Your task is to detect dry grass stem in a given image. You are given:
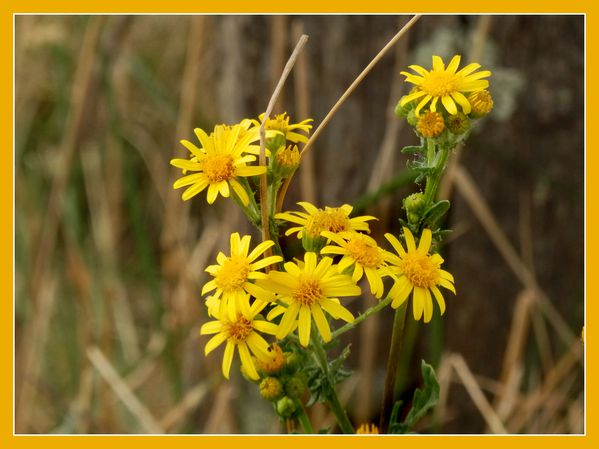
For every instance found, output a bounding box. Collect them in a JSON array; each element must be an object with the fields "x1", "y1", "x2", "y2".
[
  {"x1": 453, "y1": 165, "x2": 577, "y2": 346},
  {"x1": 160, "y1": 381, "x2": 211, "y2": 432},
  {"x1": 292, "y1": 20, "x2": 316, "y2": 204},
  {"x1": 29, "y1": 16, "x2": 105, "y2": 311},
  {"x1": 258, "y1": 34, "x2": 309, "y2": 250},
  {"x1": 450, "y1": 354, "x2": 508, "y2": 434},
  {"x1": 276, "y1": 15, "x2": 421, "y2": 211},
  {"x1": 270, "y1": 16, "x2": 288, "y2": 113},
  {"x1": 87, "y1": 346, "x2": 163, "y2": 434}
]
